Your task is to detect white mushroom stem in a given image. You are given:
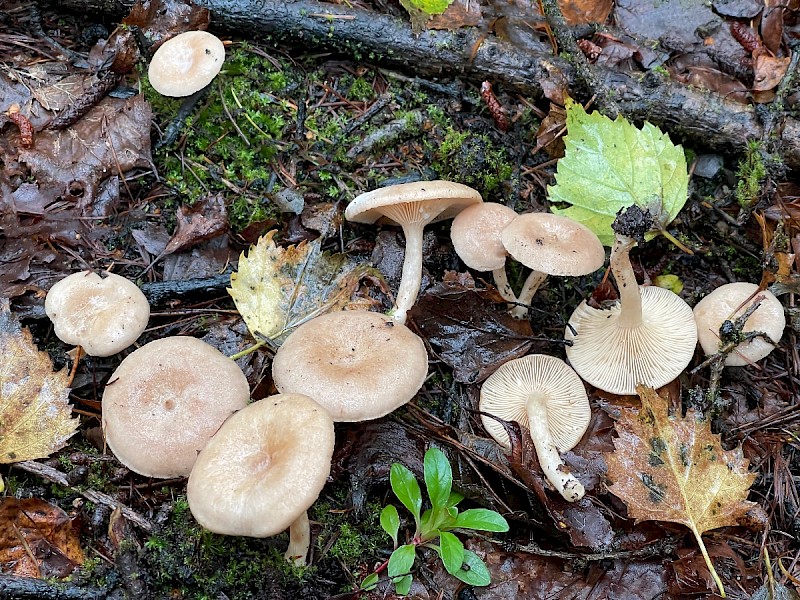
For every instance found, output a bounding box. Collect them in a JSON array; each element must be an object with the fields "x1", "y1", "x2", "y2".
[
  {"x1": 610, "y1": 234, "x2": 642, "y2": 329},
  {"x1": 526, "y1": 392, "x2": 585, "y2": 502},
  {"x1": 393, "y1": 224, "x2": 425, "y2": 325},
  {"x1": 284, "y1": 511, "x2": 311, "y2": 566},
  {"x1": 510, "y1": 271, "x2": 549, "y2": 319},
  {"x1": 491, "y1": 267, "x2": 518, "y2": 303}
]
